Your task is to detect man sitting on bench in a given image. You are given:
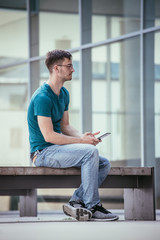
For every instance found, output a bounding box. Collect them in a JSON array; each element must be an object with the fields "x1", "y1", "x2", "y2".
[{"x1": 27, "y1": 49, "x2": 119, "y2": 221}]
